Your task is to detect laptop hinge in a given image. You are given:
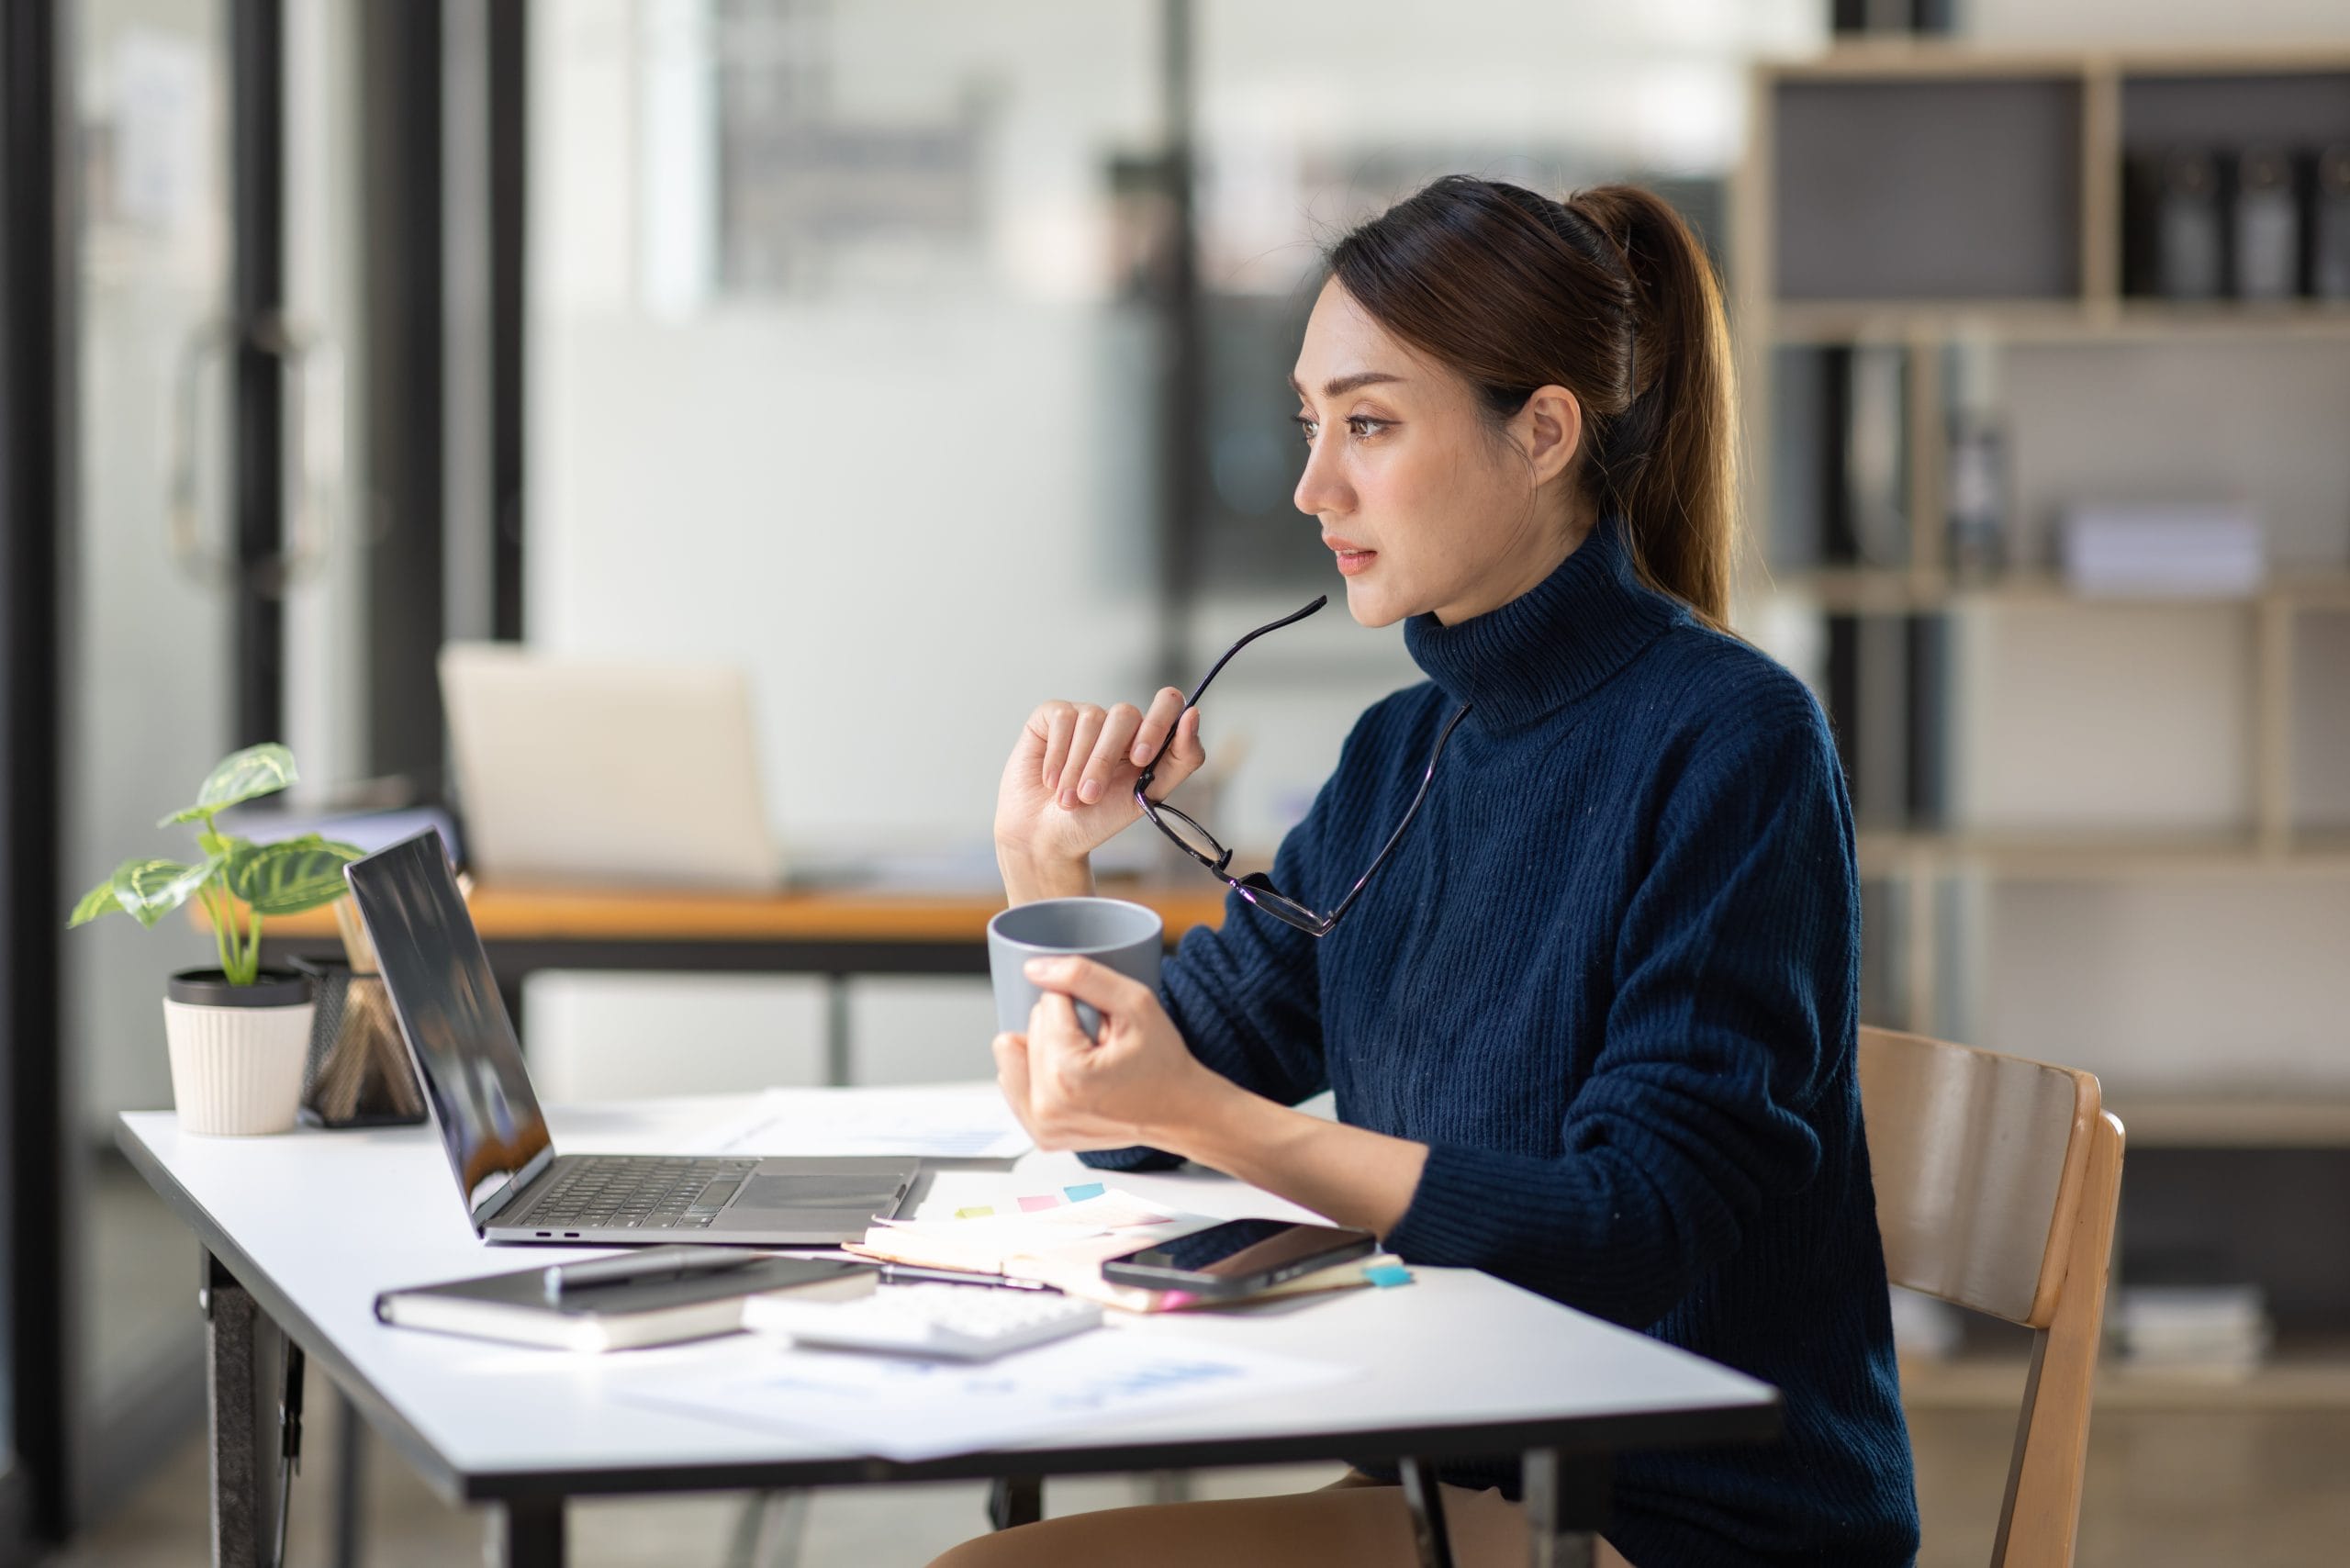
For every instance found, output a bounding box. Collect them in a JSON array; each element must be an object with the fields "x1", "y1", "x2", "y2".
[{"x1": 473, "y1": 1145, "x2": 557, "y2": 1230}]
